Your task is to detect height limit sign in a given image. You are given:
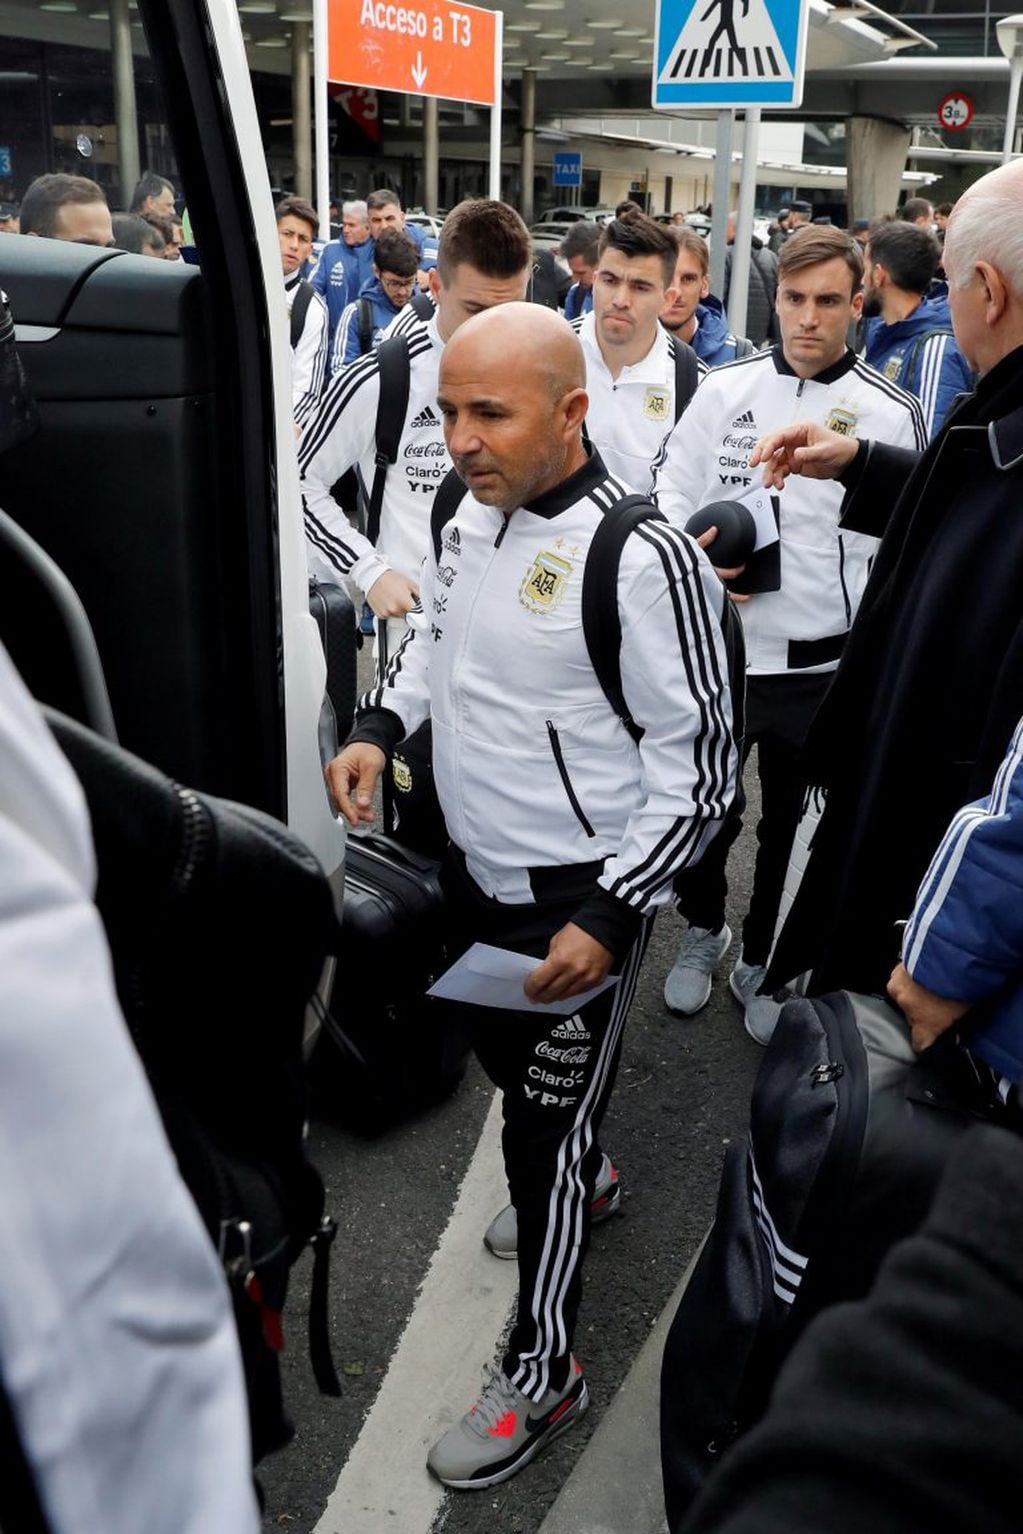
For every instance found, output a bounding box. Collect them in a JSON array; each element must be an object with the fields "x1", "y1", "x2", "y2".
[{"x1": 329, "y1": 0, "x2": 498, "y2": 106}]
